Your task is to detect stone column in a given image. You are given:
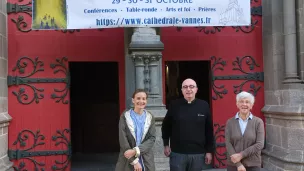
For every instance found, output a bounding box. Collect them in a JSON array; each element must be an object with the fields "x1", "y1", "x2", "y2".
[
  {"x1": 296, "y1": 0, "x2": 304, "y2": 82},
  {"x1": 262, "y1": 0, "x2": 304, "y2": 171},
  {"x1": 129, "y1": 27, "x2": 169, "y2": 171},
  {"x1": 283, "y1": 0, "x2": 301, "y2": 84},
  {"x1": 133, "y1": 56, "x2": 145, "y2": 89},
  {"x1": 0, "y1": 0, "x2": 13, "y2": 170}
]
